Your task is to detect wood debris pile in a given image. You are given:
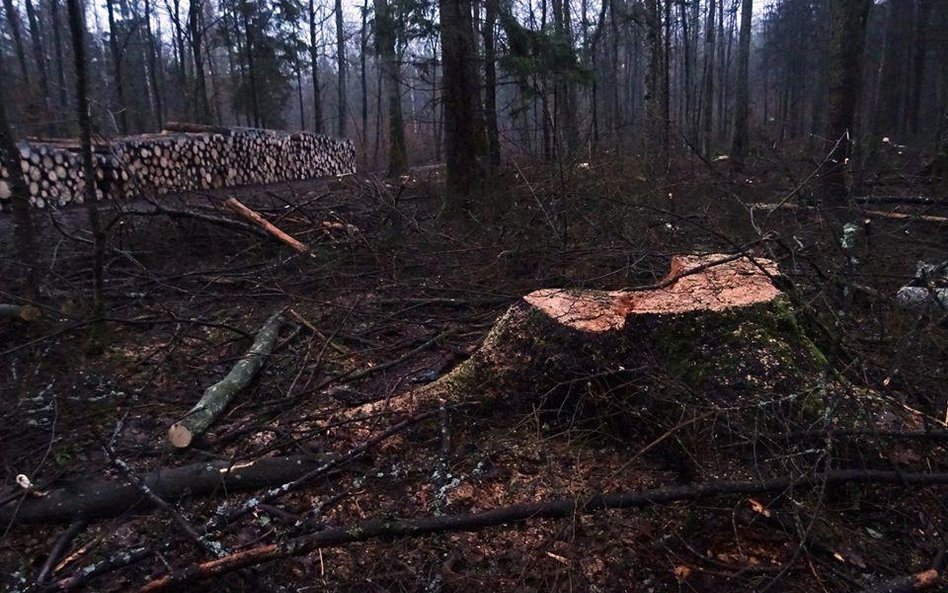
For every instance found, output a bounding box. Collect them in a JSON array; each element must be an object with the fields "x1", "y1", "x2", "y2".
[{"x1": 0, "y1": 124, "x2": 355, "y2": 210}]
